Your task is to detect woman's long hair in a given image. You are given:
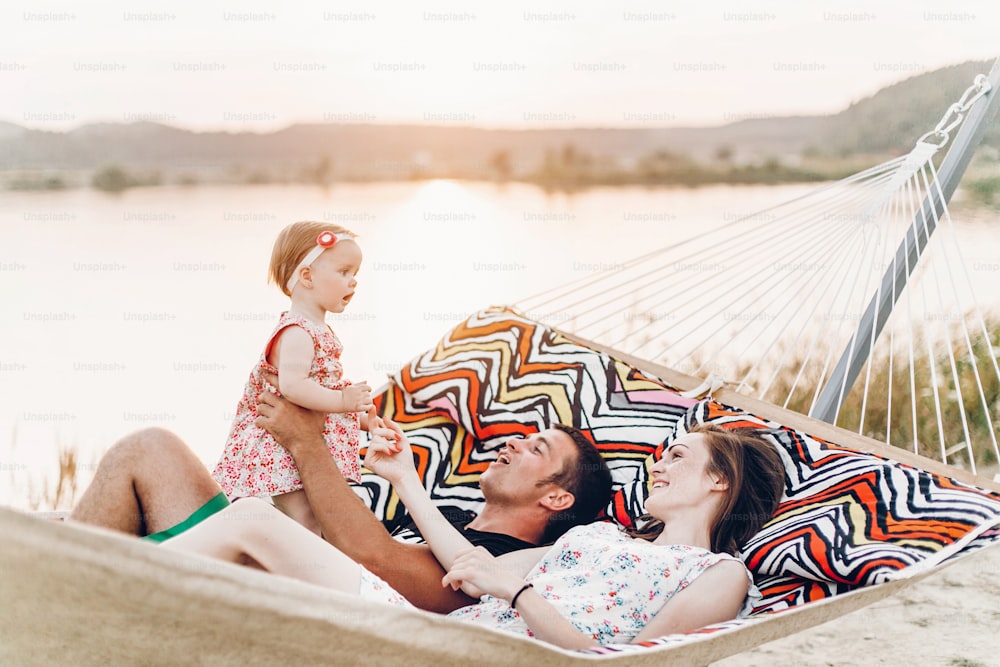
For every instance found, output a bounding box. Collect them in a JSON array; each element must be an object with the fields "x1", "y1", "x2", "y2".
[{"x1": 628, "y1": 424, "x2": 785, "y2": 555}]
